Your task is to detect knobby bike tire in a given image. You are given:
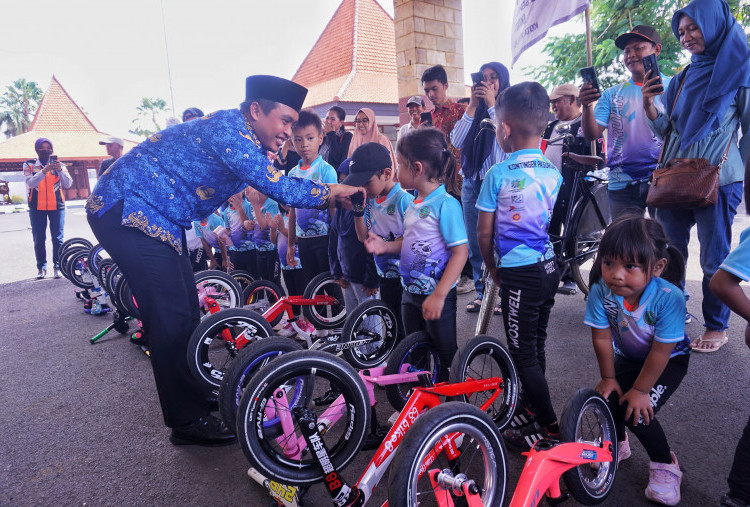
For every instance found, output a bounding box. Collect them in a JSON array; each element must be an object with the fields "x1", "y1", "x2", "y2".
[
  {"x1": 448, "y1": 334, "x2": 519, "y2": 430},
  {"x1": 341, "y1": 299, "x2": 399, "y2": 369},
  {"x1": 302, "y1": 272, "x2": 346, "y2": 330},
  {"x1": 559, "y1": 388, "x2": 618, "y2": 505},
  {"x1": 236, "y1": 350, "x2": 370, "y2": 485},
  {"x1": 384, "y1": 332, "x2": 441, "y2": 411},
  {"x1": 386, "y1": 402, "x2": 507, "y2": 507}
]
